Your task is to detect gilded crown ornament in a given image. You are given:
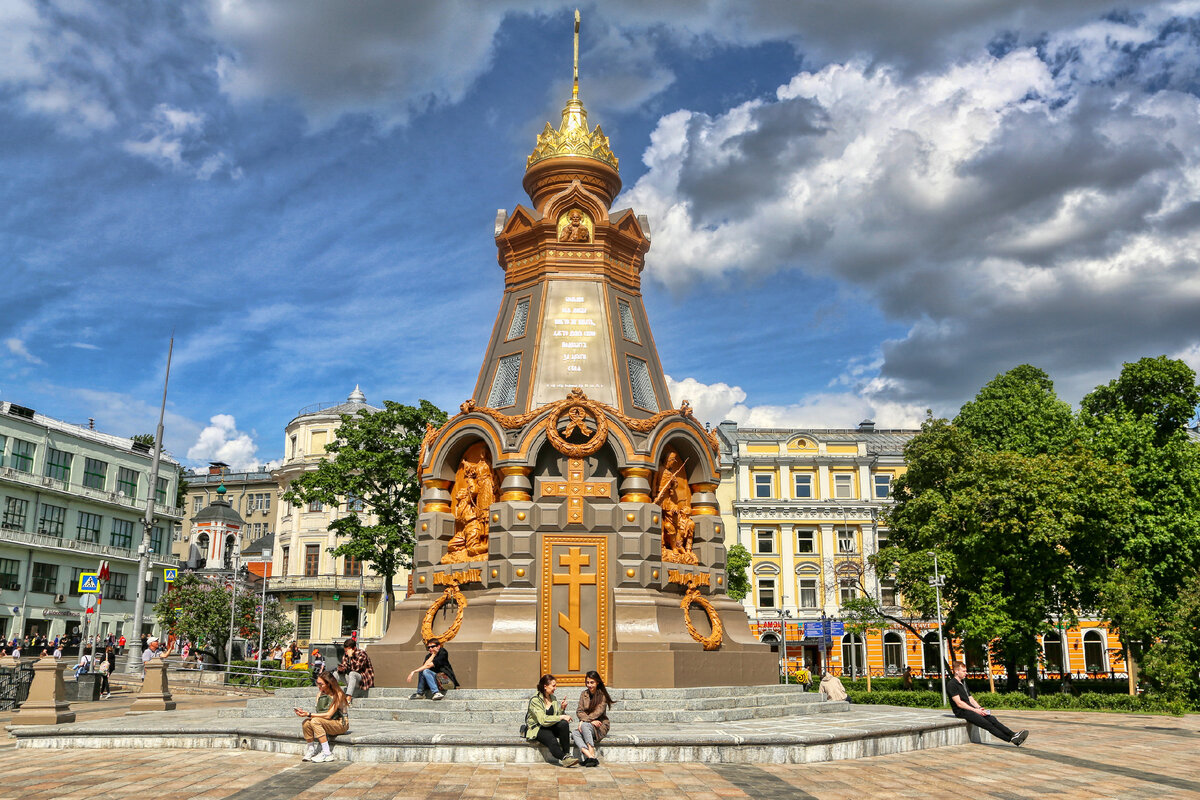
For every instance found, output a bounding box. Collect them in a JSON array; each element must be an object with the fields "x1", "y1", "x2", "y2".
[{"x1": 526, "y1": 10, "x2": 619, "y2": 172}]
